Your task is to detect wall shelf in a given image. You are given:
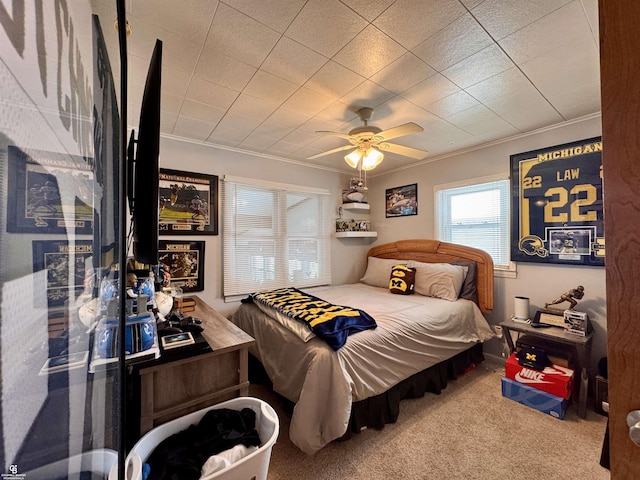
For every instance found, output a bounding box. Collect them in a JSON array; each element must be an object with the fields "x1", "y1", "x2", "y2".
[
  {"x1": 341, "y1": 202, "x2": 370, "y2": 211},
  {"x1": 335, "y1": 231, "x2": 377, "y2": 238}
]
